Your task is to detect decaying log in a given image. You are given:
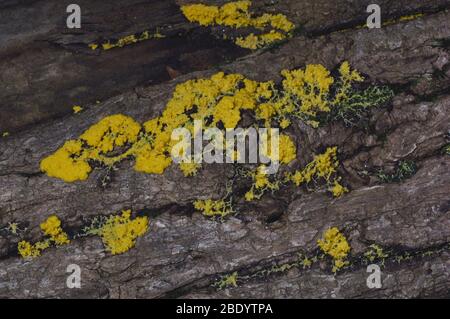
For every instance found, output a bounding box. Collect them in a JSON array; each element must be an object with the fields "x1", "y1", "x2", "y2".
[{"x1": 0, "y1": 0, "x2": 449, "y2": 299}]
